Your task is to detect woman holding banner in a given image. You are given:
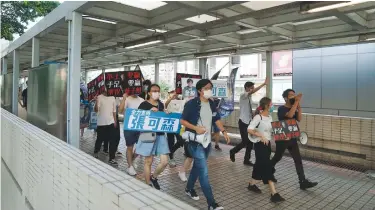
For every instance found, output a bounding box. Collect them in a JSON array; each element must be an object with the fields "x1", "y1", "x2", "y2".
[
  {"x1": 247, "y1": 97, "x2": 285, "y2": 203},
  {"x1": 136, "y1": 84, "x2": 170, "y2": 190}
]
